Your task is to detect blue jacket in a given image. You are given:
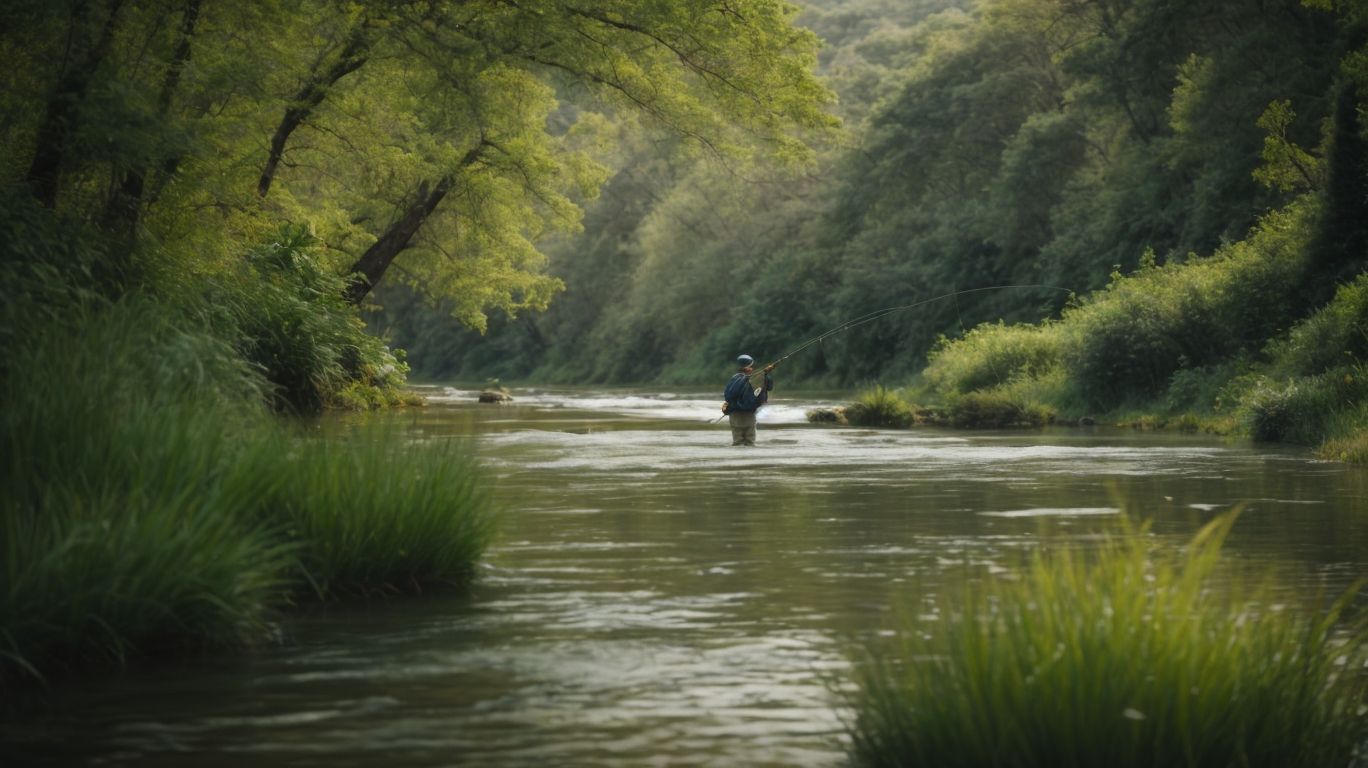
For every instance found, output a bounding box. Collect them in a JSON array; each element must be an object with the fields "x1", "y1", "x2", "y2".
[{"x1": 724, "y1": 371, "x2": 773, "y2": 413}]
